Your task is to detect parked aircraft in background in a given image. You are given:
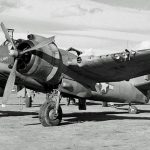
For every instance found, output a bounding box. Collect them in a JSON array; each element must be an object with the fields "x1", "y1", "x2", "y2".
[{"x1": 0, "y1": 22, "x2": 150, "y2": 127}]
